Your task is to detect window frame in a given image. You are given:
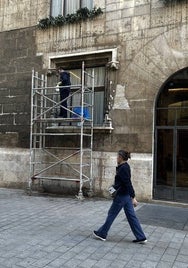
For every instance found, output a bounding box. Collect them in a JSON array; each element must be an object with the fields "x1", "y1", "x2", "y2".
[
  {"x1": 49, "y1": 49, "x2": 118, "y2": 129},
  {"x1": 57, "y1": 65, "x2": 107, "y2": 126}
]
